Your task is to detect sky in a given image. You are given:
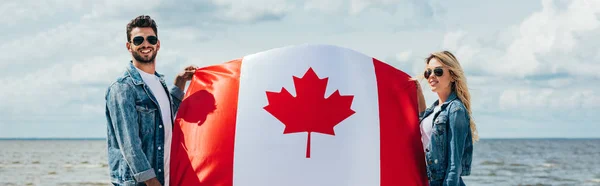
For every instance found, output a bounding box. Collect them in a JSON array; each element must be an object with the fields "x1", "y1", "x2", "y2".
[{"x1": 0, "y1": 0, "x2": 599, "y2": 138}]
